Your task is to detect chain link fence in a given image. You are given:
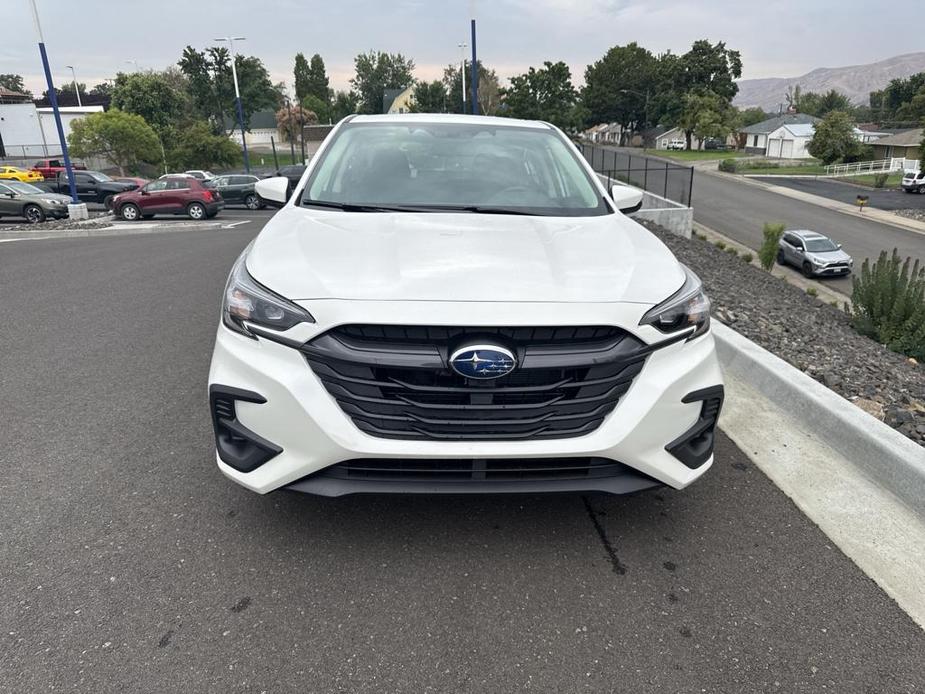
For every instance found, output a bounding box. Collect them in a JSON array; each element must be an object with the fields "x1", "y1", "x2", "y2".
[{"x1": 578, "y1": 143, "x2": 694, "y2": 207}]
